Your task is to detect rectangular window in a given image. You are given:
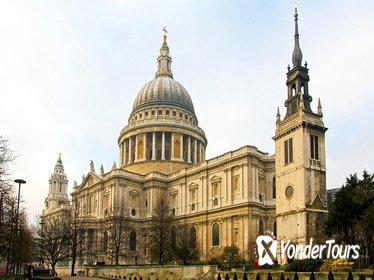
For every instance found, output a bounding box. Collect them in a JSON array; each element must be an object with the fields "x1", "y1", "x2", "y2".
[
  {"x1": 310, "y1": 134, "x2": 319, "y2": 160},
  {"x1": 284, "y1": 137, "x2": 294, "y2": 165}
]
